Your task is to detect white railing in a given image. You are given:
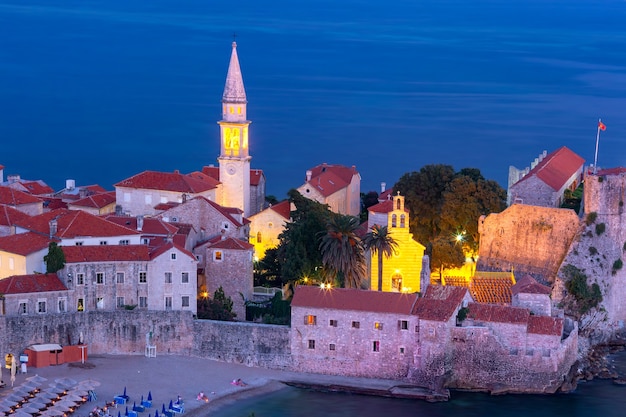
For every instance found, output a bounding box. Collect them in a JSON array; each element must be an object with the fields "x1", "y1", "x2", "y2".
[{"x1": 253, "y1": 286, "x2": 282, "y2": 297}]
